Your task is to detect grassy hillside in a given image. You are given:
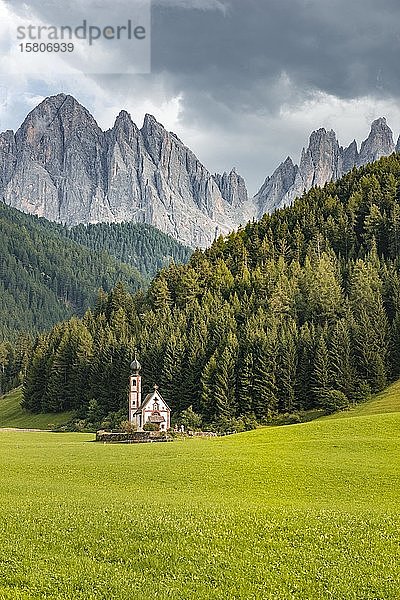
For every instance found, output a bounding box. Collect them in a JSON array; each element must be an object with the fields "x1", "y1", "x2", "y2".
[
  {"x1": 326, "y1": 379, "x2": 400, "y2": 419},
  {"x1": 0, "y1": 387, "x2": 399, "y2": 599},
  {"x1": 0, "y1": 388, "x2": 73, "y2": 429}
]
